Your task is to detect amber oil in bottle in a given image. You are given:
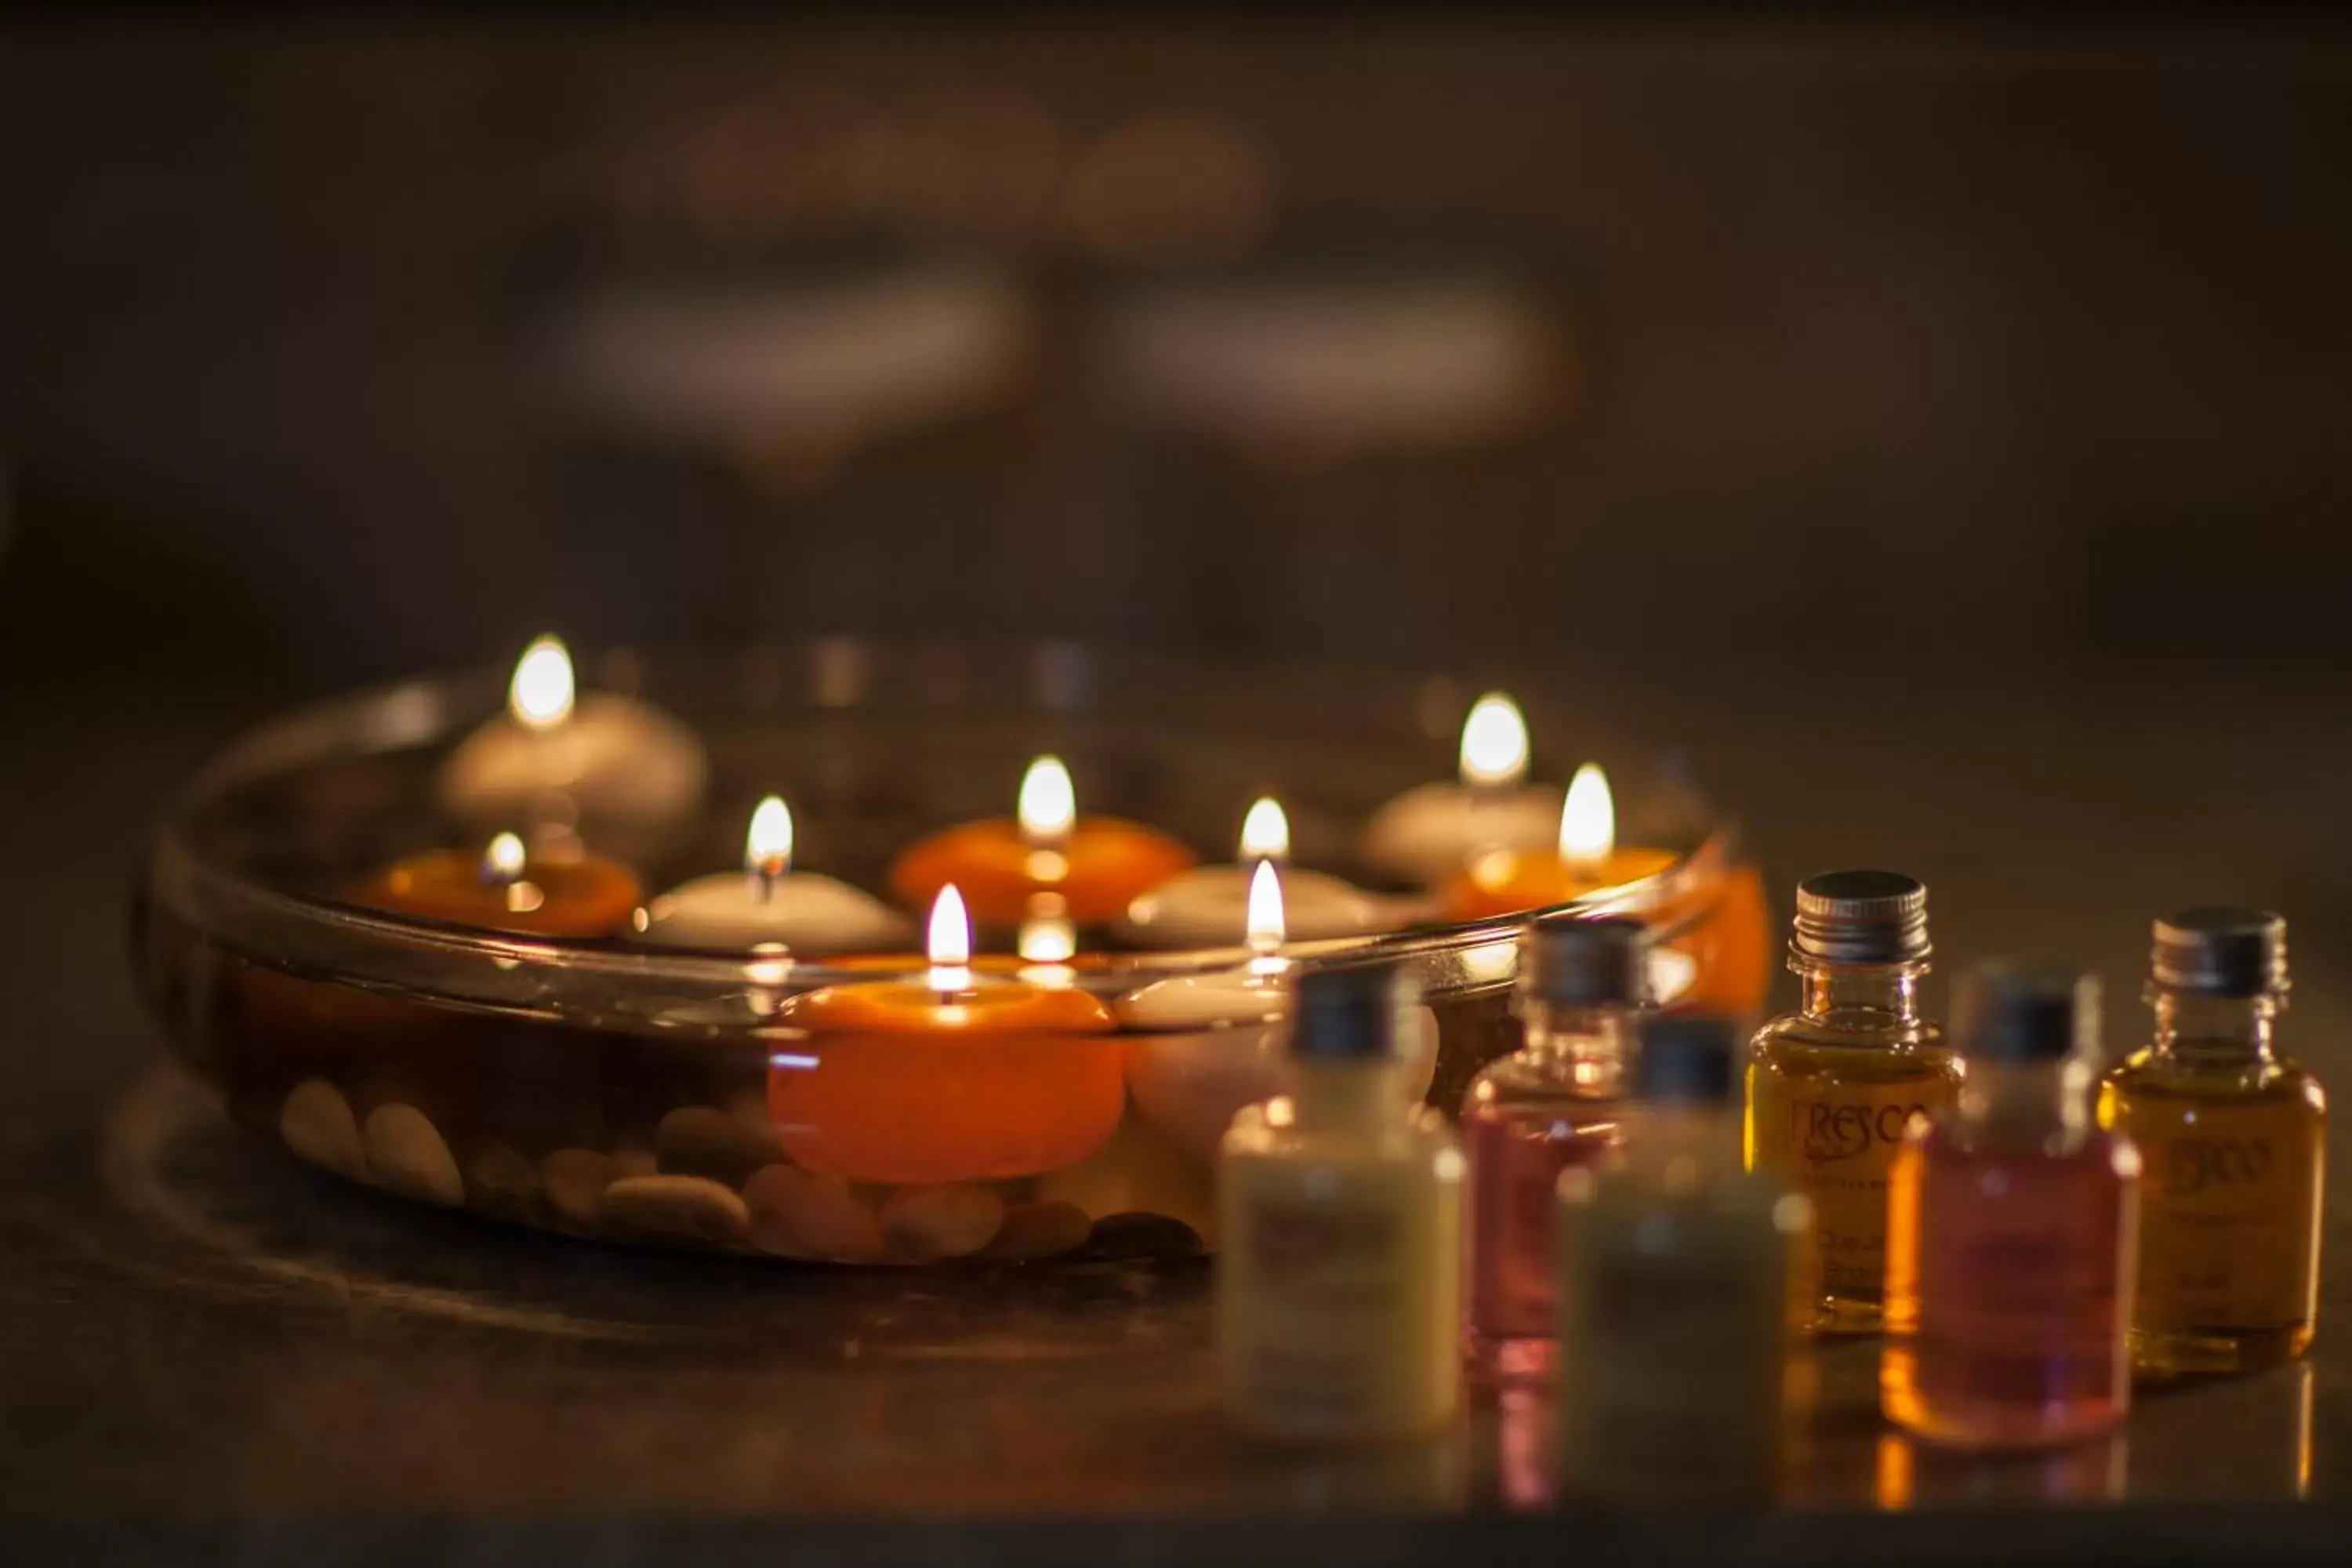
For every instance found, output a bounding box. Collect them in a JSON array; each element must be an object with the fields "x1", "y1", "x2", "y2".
[
  {"x1": 2099, "y1": 908, "x2": 2325, "y2": 1376},
  {"x1": 1748, "y1": 869, "x2": 1958, "y2": 1333}
]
